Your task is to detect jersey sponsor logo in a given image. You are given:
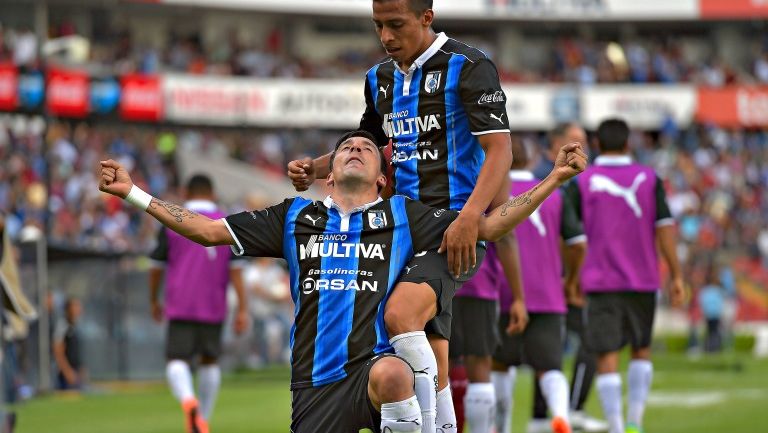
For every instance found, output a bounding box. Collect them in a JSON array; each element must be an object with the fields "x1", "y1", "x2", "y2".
[
  {"x1": 307, "y1": 268, "x2": 373, "y2": 277},
  {"x1": 299, "y1": 235, "x2": 387, "y2": 260},
  {"x1": 490, "y1": 112, "x2": 506, "y2": 124},
  {"x1": 304, "y1": 214, "x2": 323, "y2": 226},
  {"x1": 301, "y1": 277, "x2": 379, "y2": 294},
  {"x1": 392, "y1": 148, "x2": 439, "y2": 163},
  {"x1": 424, "y1": 70, "x2": 442, "y2": 94},
  {"x1": 478, "y1": 90, "x2": 505, "y2": 105},
  {"x1": 588, "y1": 172, "x2": 647, "y2": 218},
  {"x1": 383, "y1": 112, "x2": 442, "y2": 138},
  {"x1": 367, "y1": 209, "x2": 388, "y2": 229},
  {"x1": 379, "y1": 84, "x2": 390, "y2": 99}
]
